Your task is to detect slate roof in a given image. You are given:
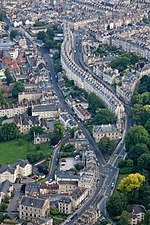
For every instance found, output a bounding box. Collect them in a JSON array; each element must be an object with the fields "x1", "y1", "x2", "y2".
[
  {"x1": 129, "y1": 204, "x2": 146, "y2": 214},
  {"x1": 0, "y1": 164, "x2": 16, "y2": 174},
  {"x1": 93, "y1": 124, "x2": 118, "y2": 133},
  {"x1": 56, "y1": 171, "x2": 79, "y2": 180},
  {"x1": 20, "y1": 196, "x2": 46, "y2": 208},
  {"x1": 0, "y1": 180, "x2": 12, "y2": 193},
  {"x1": 0, "y1": 160, "x2": 30, "y2": 174}
]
